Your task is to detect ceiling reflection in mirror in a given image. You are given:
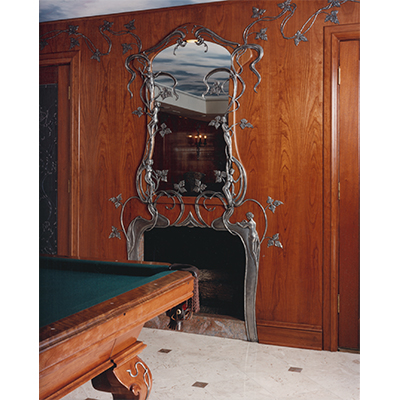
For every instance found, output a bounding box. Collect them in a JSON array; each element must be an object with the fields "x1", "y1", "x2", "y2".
[
  {"x1": 153, "y1": 42, "x2": 231, "y2": 121},
  {"x1": 152, "y1": 41, "x2": 231, "y2": 195}
]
